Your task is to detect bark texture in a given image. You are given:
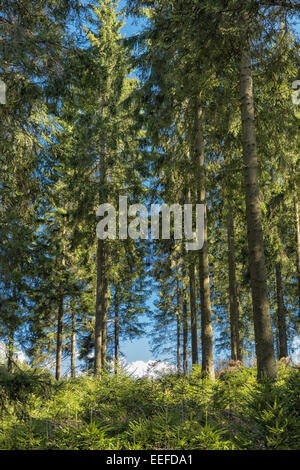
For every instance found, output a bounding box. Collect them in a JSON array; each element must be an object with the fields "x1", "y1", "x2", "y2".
[
  {"x1": 240, "y1": 37, "x2": 277, "y2": 380},
  {"x1": 7, "y1": 329, "x2": 14, "y2": 374},
  {"x1": 95, "y1": 238, "x2": 107, "y2": 374},
  {"x1": 275, "y1": 263, "x2": 288, "y2": 359},
  {"x1": 182, "y1": 283, "x2": 188, "y2": 376},
  {"x1": 71, "y1": 307, "x2": 76, "y2": 379},
  {"x1": 195, "y1": 102, "x2": 214, "y2": 380},
  {"x1": 189, "y1": 261, "x2": 198, "y2": 365},
  {"x1": 94, "y1": 144, "x2": 109, "y2": 374},
  {"x1": 227, "y1": 204, "x2": 241, "y2": 362},
  {"x1": 294, "y1": 195, "x2": 300, "y2": 320},
  {"x1": 55, "y1": 290, "x2": 64, "y2": 381},
  {"x1": 176, "y1": 278, "x2": 181, "y2": 375},
  {"x1": 114, "y1": 286, "x2": 119, "y2": 375}
]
